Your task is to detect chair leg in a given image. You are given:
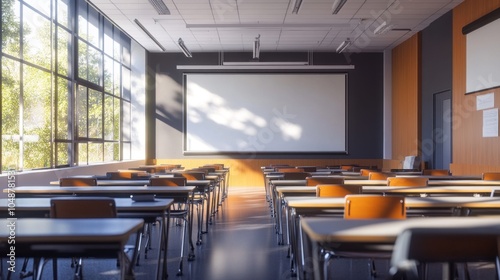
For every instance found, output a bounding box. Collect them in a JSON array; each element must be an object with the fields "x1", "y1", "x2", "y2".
[{"x1": 176, "y1": 217, "x2": 187, "y2": 276}]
